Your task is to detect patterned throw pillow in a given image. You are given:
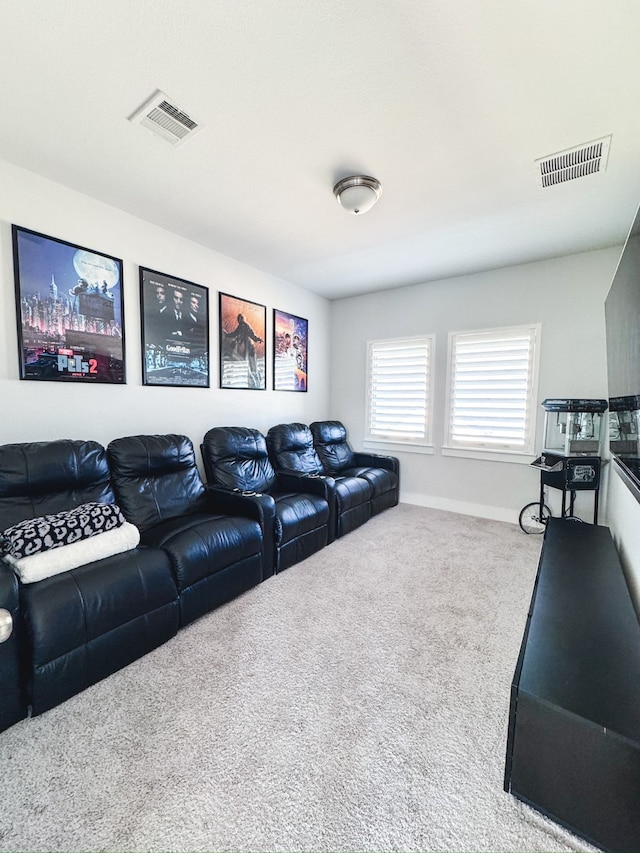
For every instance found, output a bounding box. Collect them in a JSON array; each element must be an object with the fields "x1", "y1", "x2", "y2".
[{"x1": 0, "y1": 502, "x2": 126, "y2": 560}]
